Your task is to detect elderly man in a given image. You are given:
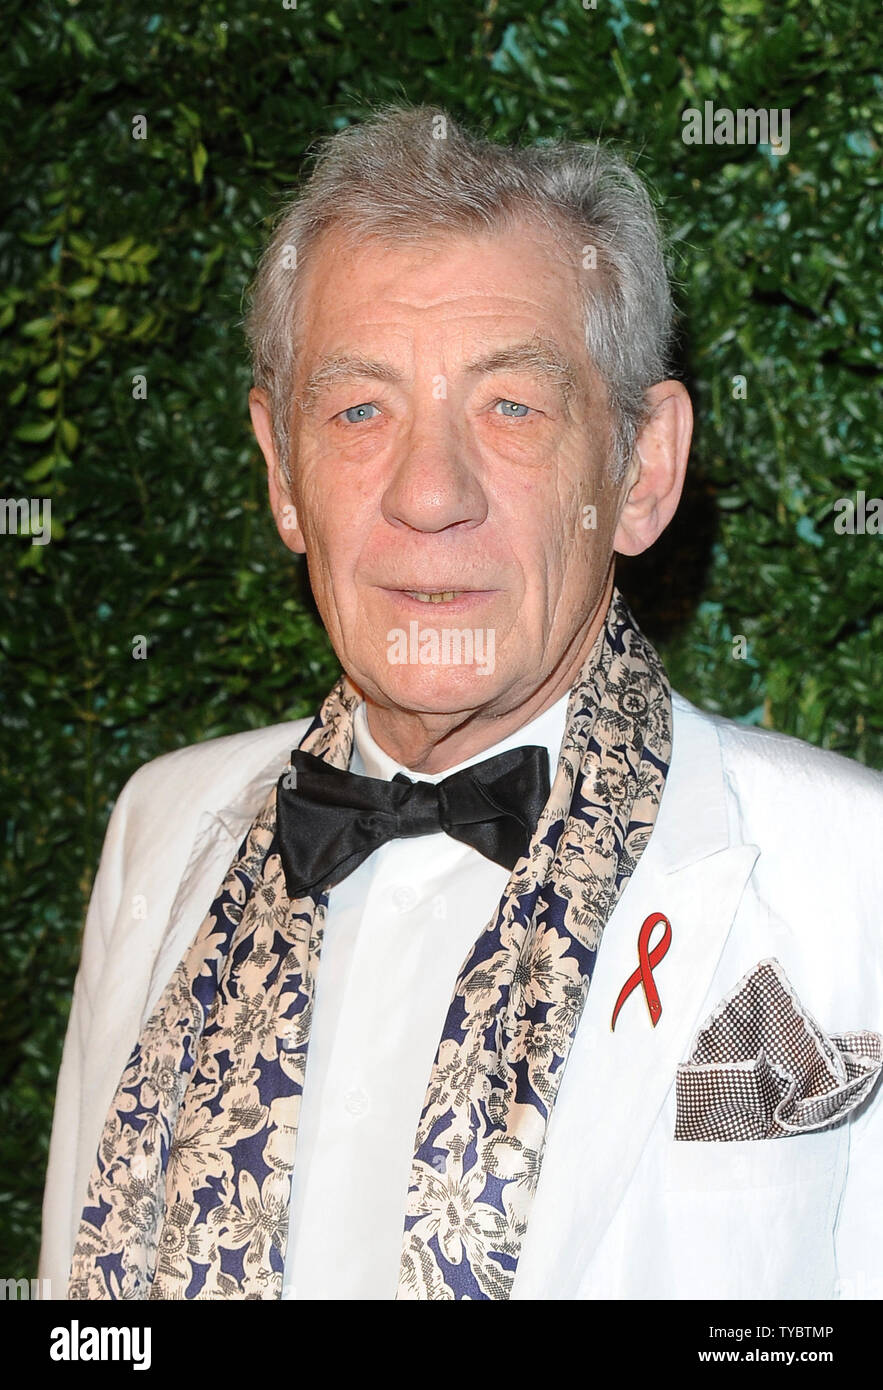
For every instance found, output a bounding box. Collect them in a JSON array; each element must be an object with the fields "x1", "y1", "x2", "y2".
[{"x1": 41, "y1": 106, "x2": 882, "y2": 1302}]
